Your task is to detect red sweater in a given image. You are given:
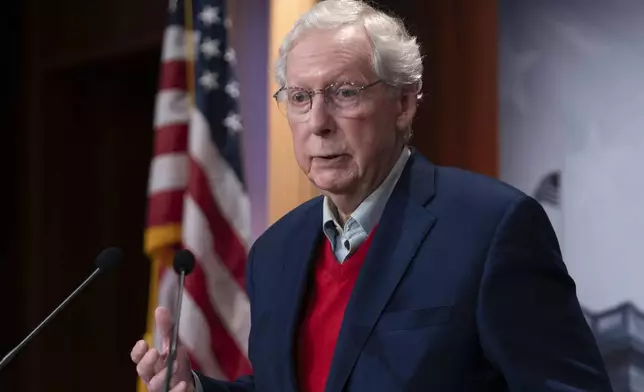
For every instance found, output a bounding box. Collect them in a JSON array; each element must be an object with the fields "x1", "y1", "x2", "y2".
[{"x1": 296, "y1": 230, "x2": 377, "y2": 392}]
